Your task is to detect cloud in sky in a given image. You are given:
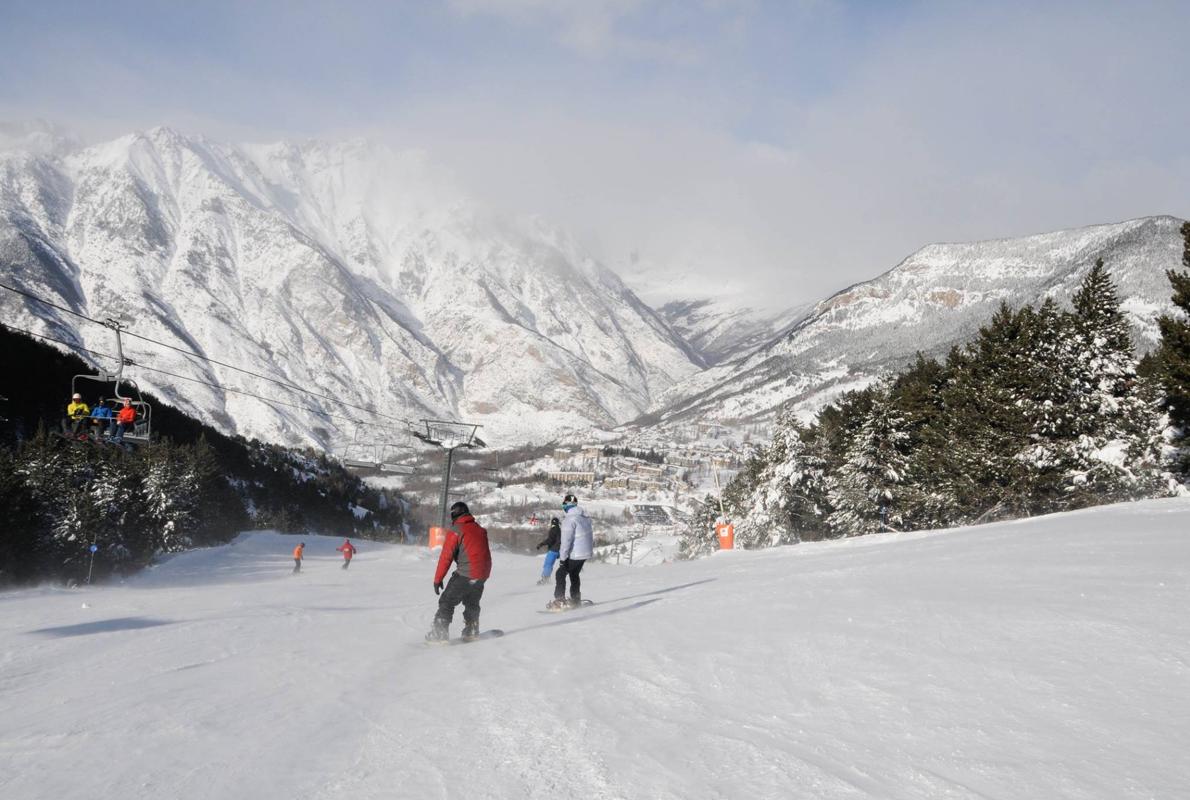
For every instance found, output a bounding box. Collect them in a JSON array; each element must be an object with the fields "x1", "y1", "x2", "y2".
[{"x1": 0, "y1": 0, "x2": 1187, "y2": 309}]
